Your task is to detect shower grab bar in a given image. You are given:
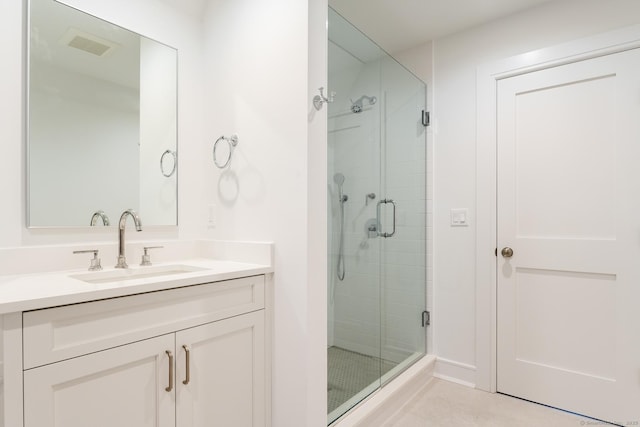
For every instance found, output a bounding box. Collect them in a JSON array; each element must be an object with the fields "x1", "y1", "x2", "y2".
[{"x1": 376, "y1": 199, "x2": 396, "y2": 238}]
